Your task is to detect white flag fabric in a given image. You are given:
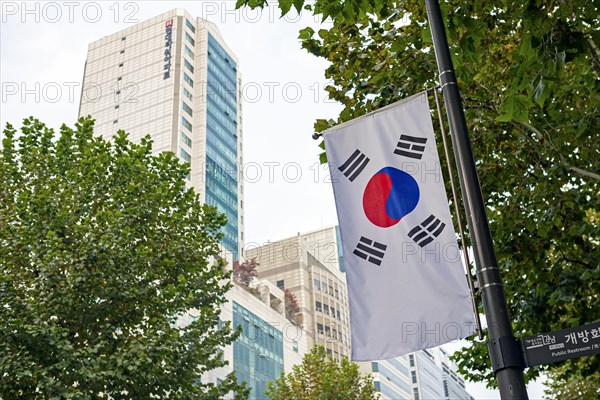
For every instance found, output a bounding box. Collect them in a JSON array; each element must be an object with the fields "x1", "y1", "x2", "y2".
[{"x1": 323, "y1": 93, "x2": 475, "y2": 361}]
